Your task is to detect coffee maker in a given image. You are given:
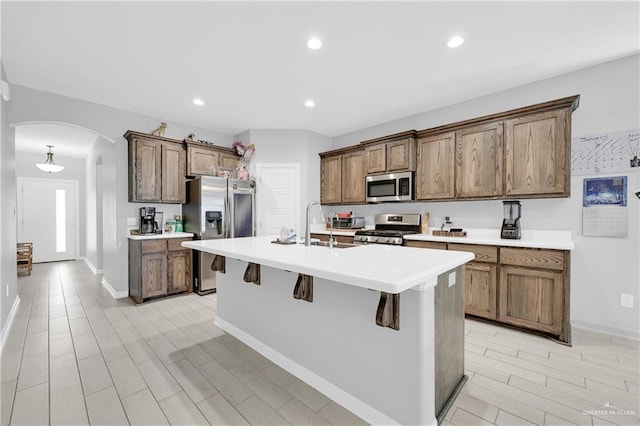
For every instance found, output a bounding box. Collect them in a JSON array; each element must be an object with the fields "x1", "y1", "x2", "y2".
[
  {"x1": 140, "y1": 207, "x2": 156, "y2": 235},
  {"x1": 501, "y1": 201, "x2": 522, "y2": 239}
]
